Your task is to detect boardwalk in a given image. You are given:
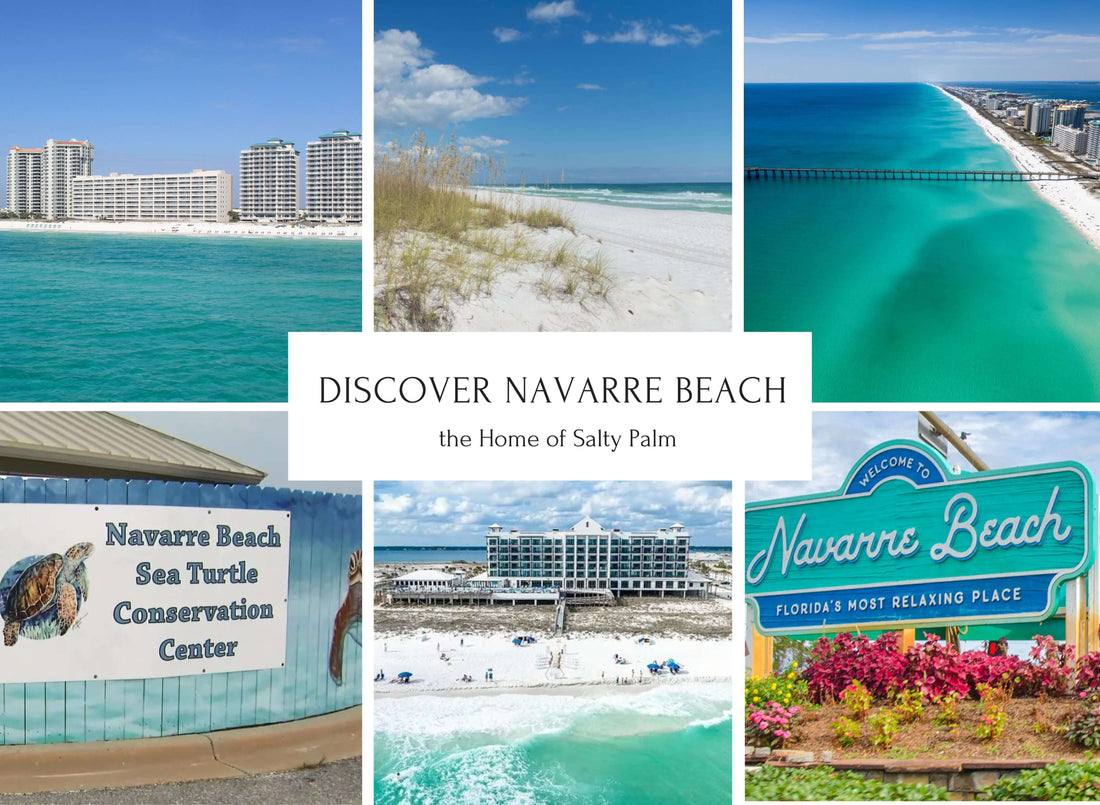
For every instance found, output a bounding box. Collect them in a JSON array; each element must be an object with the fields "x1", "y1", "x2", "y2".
[{"x1": 745, "y1": 167, "x2": 1095, "y2": 182}]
